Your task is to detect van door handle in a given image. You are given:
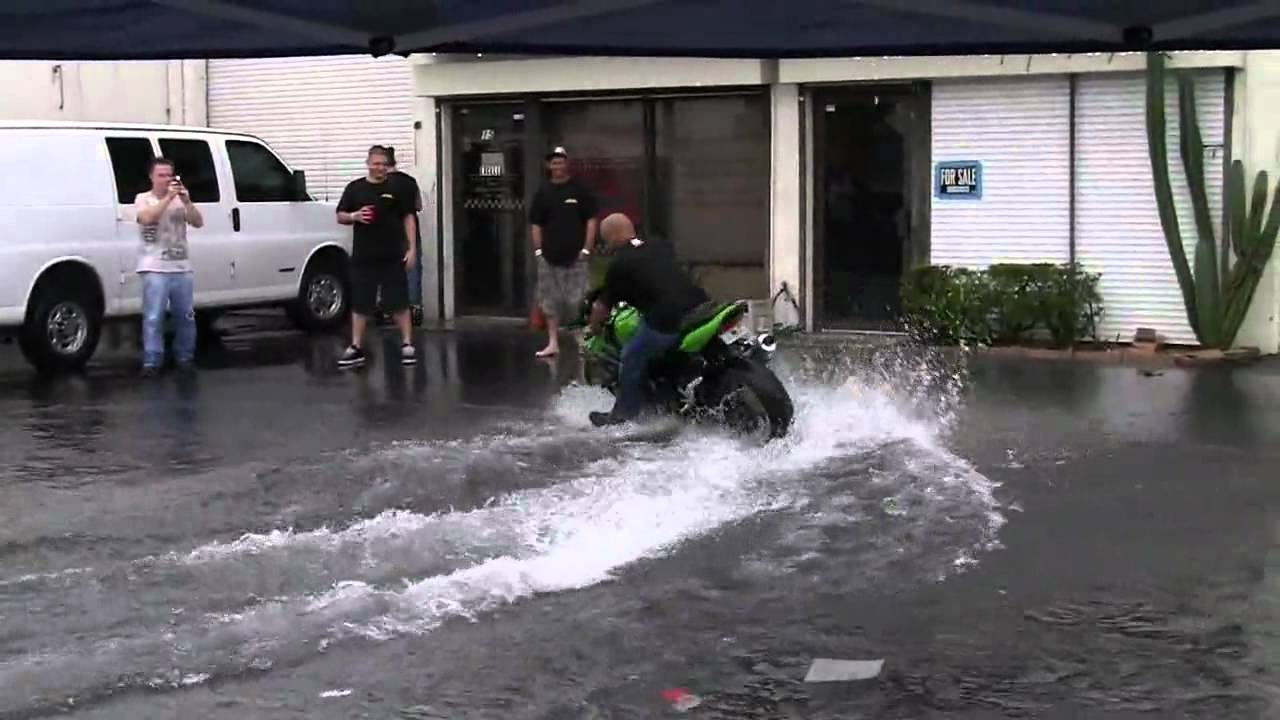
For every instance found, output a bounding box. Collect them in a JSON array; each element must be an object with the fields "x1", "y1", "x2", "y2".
[{"x1": 232, "y1": 207, "x2": 241, "y2": 232}]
